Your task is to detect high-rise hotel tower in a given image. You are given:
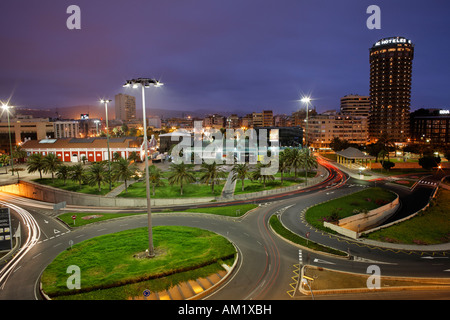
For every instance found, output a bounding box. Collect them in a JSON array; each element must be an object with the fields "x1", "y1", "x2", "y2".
[{"x1": 369, "y1": 37, "x2": 414, "y2": 142}]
